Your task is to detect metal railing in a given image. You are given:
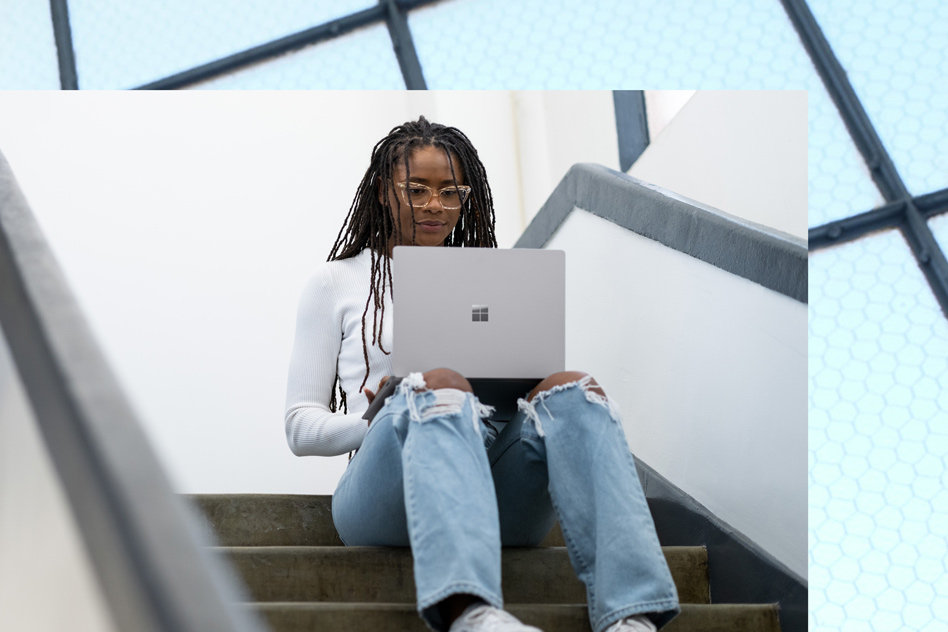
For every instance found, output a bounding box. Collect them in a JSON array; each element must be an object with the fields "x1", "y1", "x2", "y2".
[
  {"x1": 517, "y1": 162, "x2": 808, "y2": 304},
  {"x1": 0, "y1": 151, "x2": 269, "y2": 632}
]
